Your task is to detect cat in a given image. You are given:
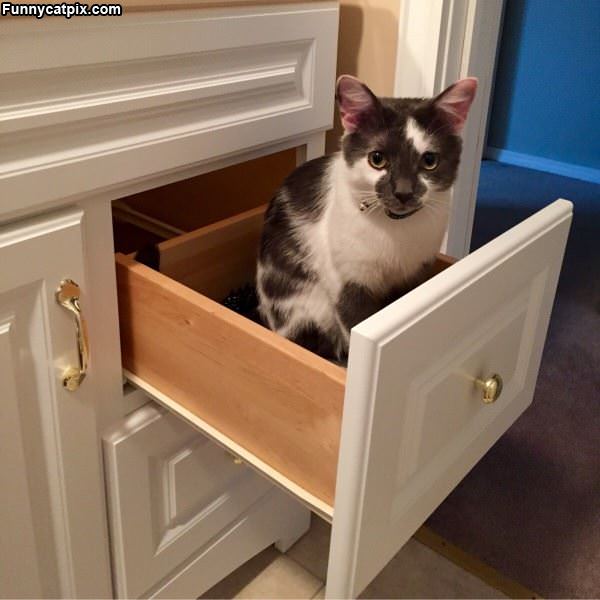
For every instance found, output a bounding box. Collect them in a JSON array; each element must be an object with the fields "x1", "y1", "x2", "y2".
[{"x1": 256, "y1": 75, "x2": 477, "y2": 362}]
